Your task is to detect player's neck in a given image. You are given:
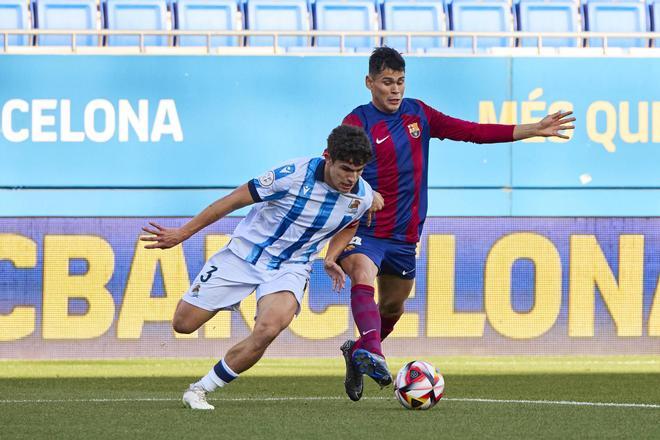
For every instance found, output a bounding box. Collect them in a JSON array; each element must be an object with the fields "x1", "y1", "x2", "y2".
[{"x1": 371, "y1": 100, "x2": 399, "y2": 115}]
